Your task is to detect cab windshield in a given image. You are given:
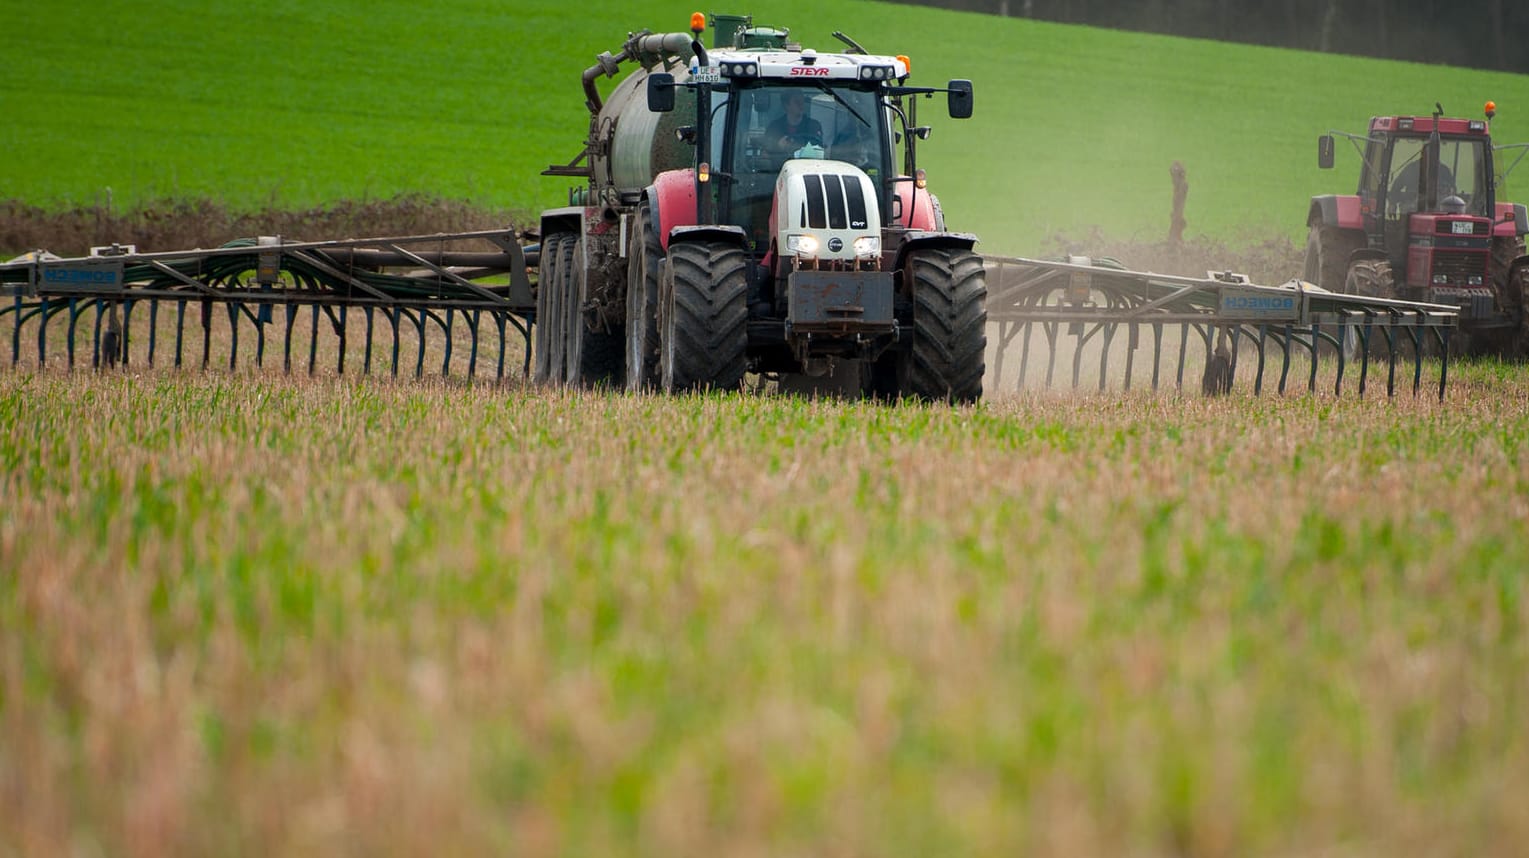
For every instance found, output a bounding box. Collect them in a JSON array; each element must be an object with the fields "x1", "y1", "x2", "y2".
[
  {"x1": 1382, "y1": 136, "x2": 1490, "y2": 217},
  {"x1": 717, "y1": 82, "x2": 889, "y2": 252}
]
